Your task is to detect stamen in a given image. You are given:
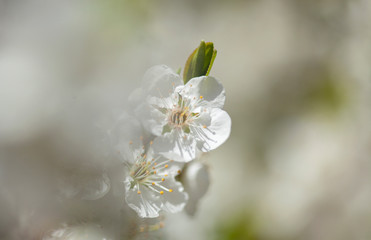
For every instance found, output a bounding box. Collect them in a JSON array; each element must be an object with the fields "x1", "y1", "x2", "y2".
[
  {"x1": 160, "y1": 191, "x2": 164, "y2": 195},
  {"x1": 137, "y1": 190, "x2": 141, "y2": 194}
]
